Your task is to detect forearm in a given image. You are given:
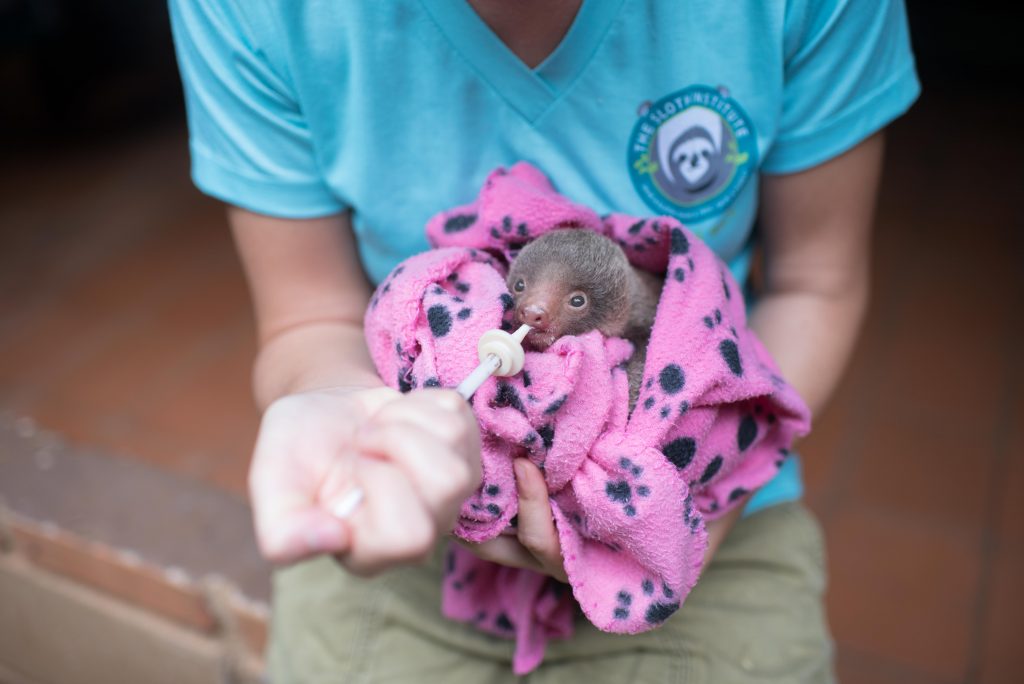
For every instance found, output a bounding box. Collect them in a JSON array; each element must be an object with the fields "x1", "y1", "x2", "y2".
[
  {"x1": 703, "y1": 134, "x2": 883, "y2": 559},
  {"x1": 748, "y1": 279, "x2": 868, "y2": 417},
  {"x1": 253, "y1": 322, "x2": 383, "y2": 410},
  {"x1": 228, "y1": 206, "x2": 384, "y2": 409},
  {"x1": 752, "y1": 132, "x2": 883, "y2": 418}
]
